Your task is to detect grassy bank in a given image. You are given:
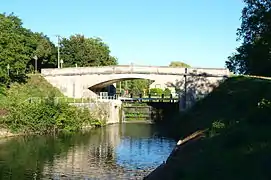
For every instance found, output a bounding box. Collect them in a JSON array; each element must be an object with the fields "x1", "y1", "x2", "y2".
[
  {"x1": 0, "y1": 75, "x2": 103, "y2": 135},
  {"x1": 0, "y1": 74, "x2": 63, "y2": 107},
  {"x1": 146, "y1": 76, "x2": 271, "y2": 180}
]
